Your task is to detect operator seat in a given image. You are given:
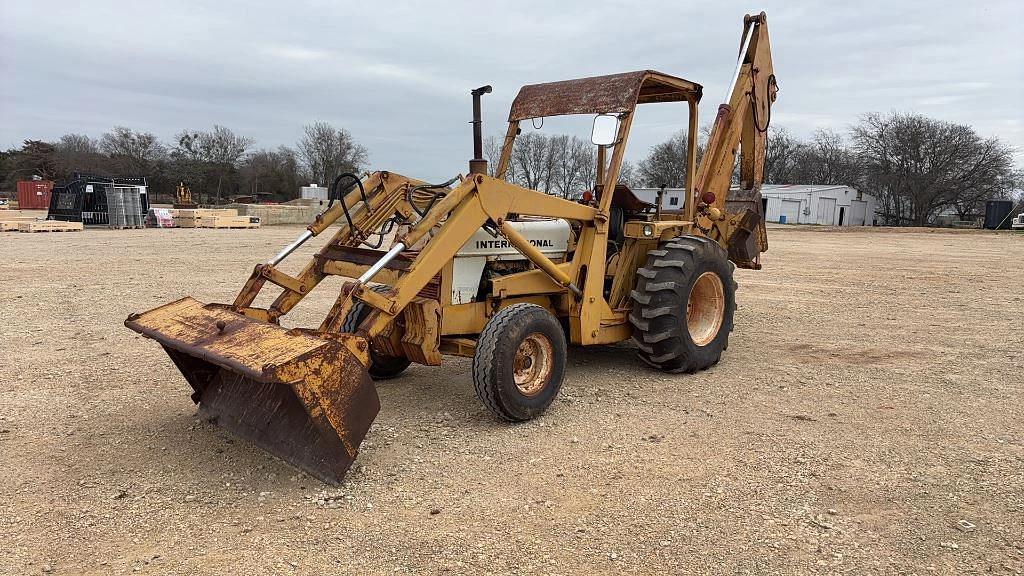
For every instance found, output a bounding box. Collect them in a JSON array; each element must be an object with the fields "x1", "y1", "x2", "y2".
[
  {"x1": 593, "y1": 183, "x2": 654, "y2": 247},
  {"x1": 595, "y1": 183, "x2": 654, "y2": 212}
]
